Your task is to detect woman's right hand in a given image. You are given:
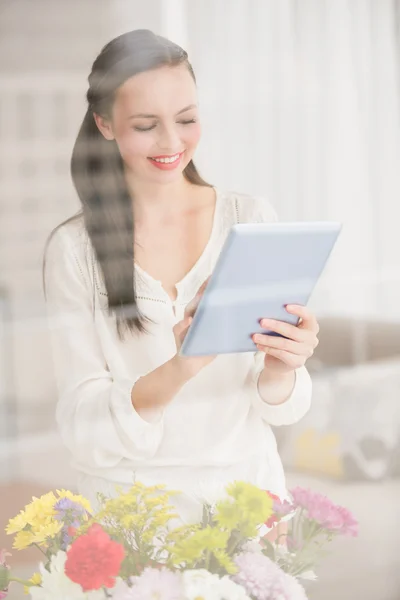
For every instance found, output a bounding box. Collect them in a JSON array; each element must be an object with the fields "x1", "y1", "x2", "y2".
[{"x1": 172, "y1": 278, "x2": 216, "y2": 378}]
